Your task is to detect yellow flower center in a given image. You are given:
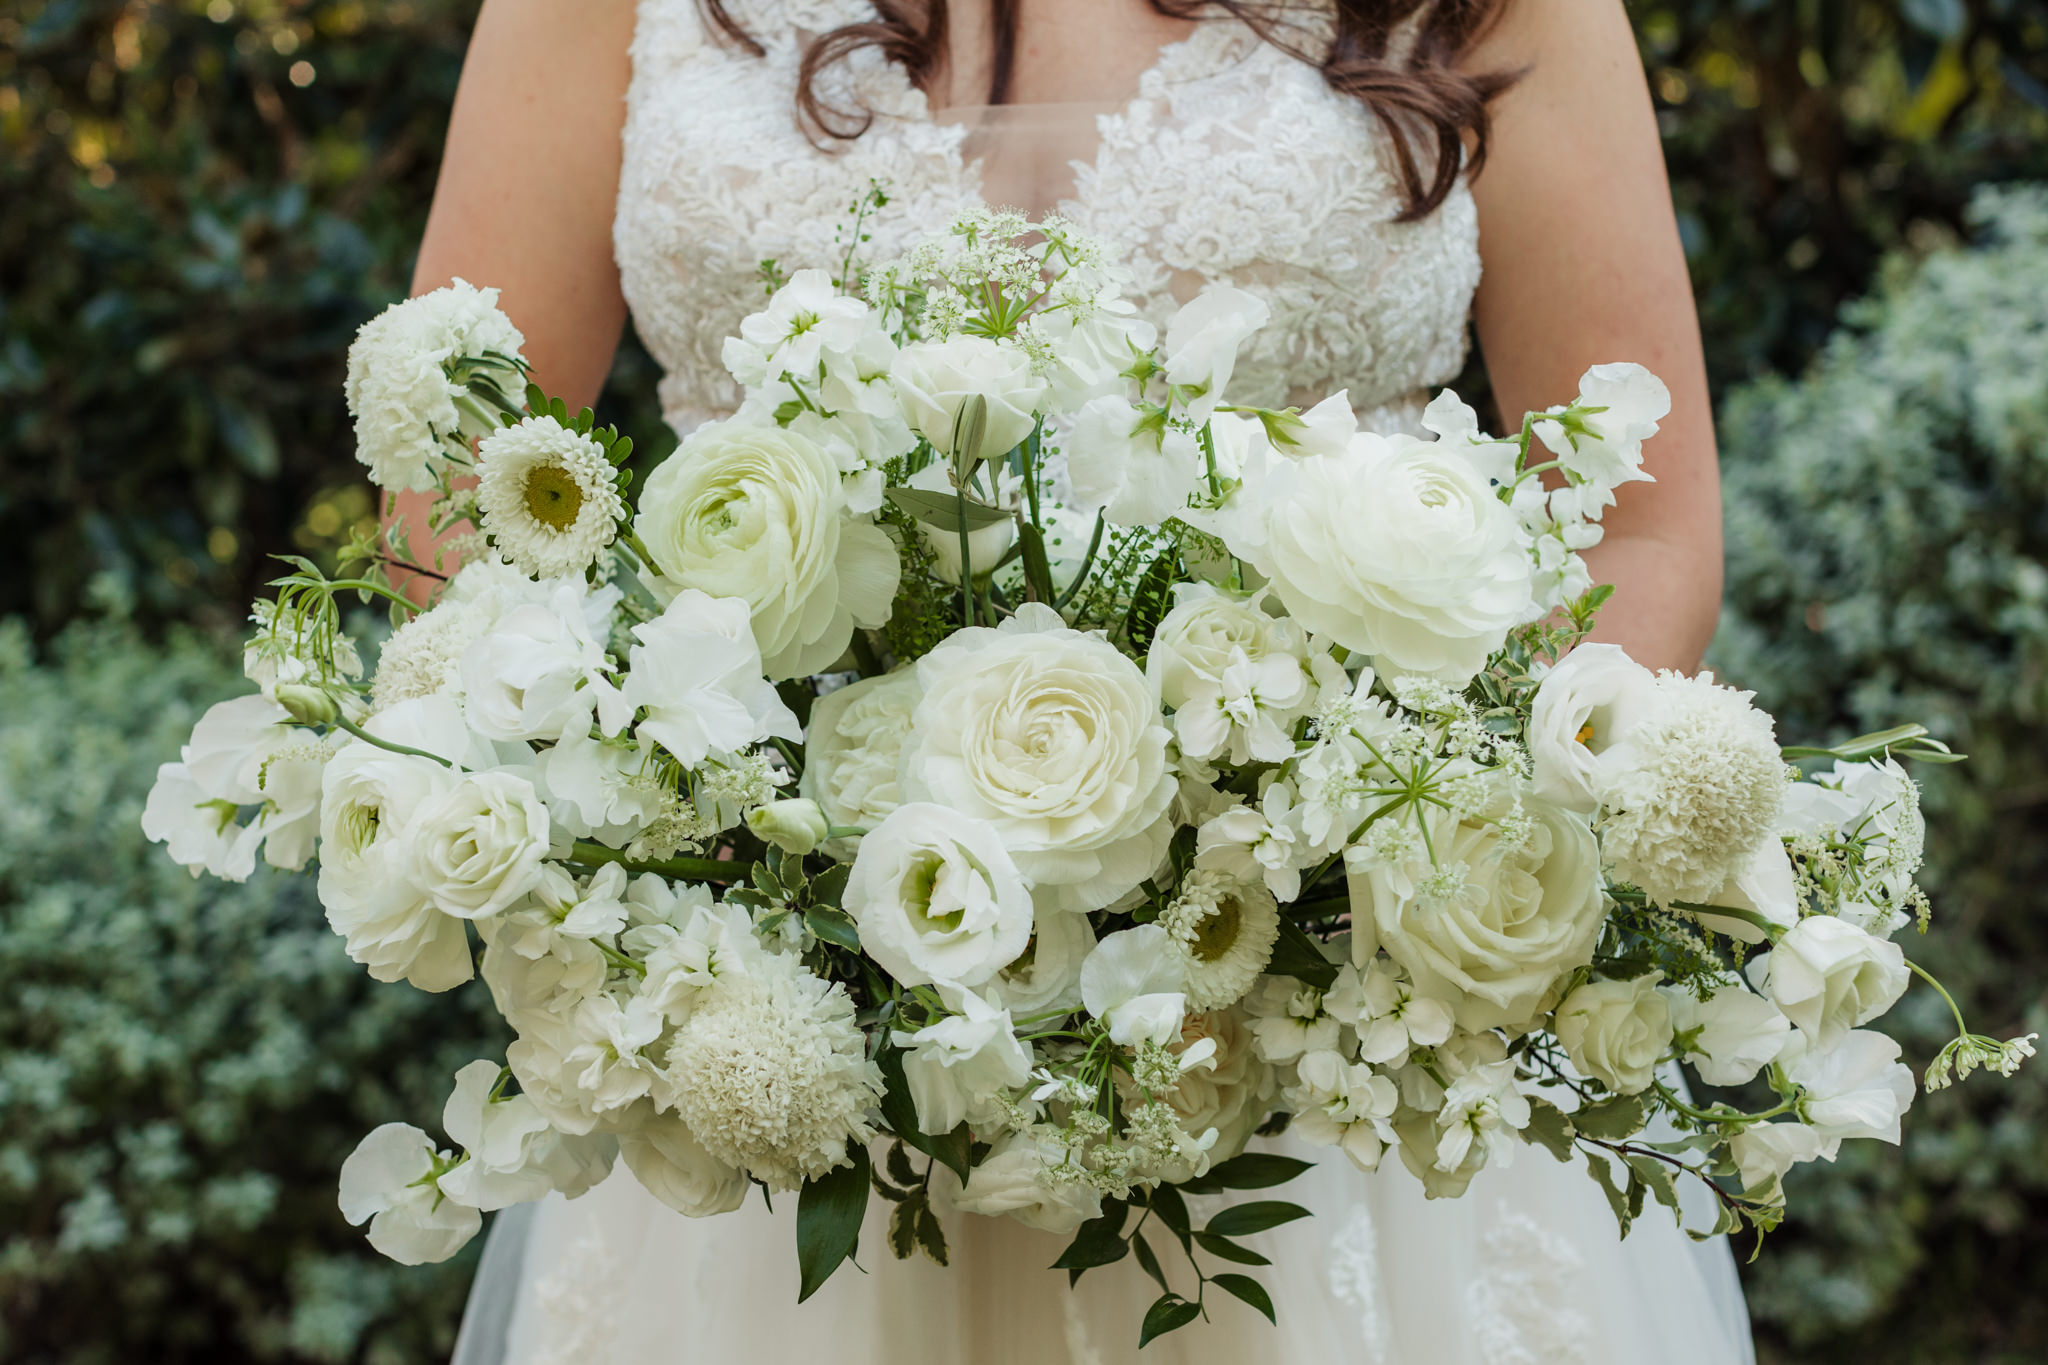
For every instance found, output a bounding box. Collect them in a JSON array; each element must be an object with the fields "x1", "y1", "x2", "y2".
[
  {"x1": 1190, "y1": 895, "x2": 1244, "y2": 964},
  {"x1": 1576, "y1": 720, "x2": 1597, "y2": 746},
  {"x1": 523, "y1": 463, "x2": 585, "y2": 532}
]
